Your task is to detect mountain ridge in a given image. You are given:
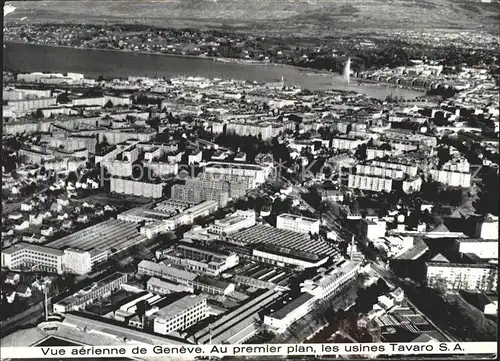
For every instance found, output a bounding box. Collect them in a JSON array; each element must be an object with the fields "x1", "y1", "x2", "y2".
[{"x1": 4, "y1": 0, "x2": 500, "y2": 34}]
